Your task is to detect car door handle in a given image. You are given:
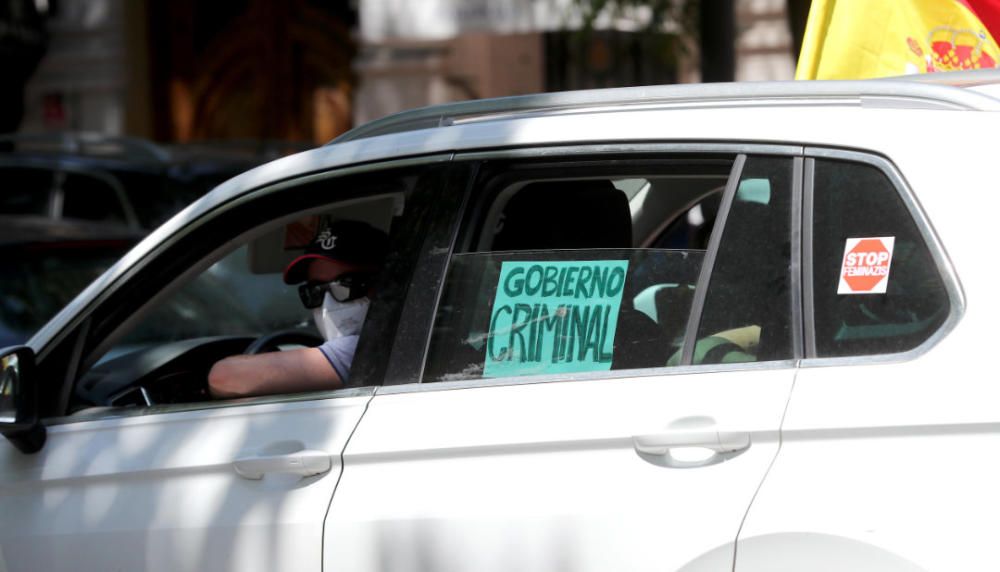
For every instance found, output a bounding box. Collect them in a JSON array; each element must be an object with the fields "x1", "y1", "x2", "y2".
[
  {"x1": 632, "y1": 429, "x2": 751, "y2": 468},
  {"x1": 632, "y1": 429, "x2": 751, "y2": 455},
  {"x1": 233, "y1": 449, "x2": 332, "y2": 480}
]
